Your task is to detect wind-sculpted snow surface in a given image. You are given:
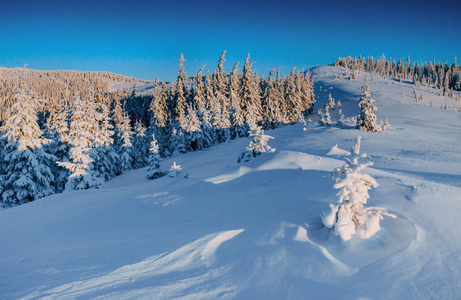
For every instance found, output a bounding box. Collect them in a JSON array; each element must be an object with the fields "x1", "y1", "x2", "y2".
[
  {"x1": 1, "y1": 66, "x2": 461, "y2": 299},
  {"x1": 24, "y1": 230, "x2": 243, "y2": 299}
]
